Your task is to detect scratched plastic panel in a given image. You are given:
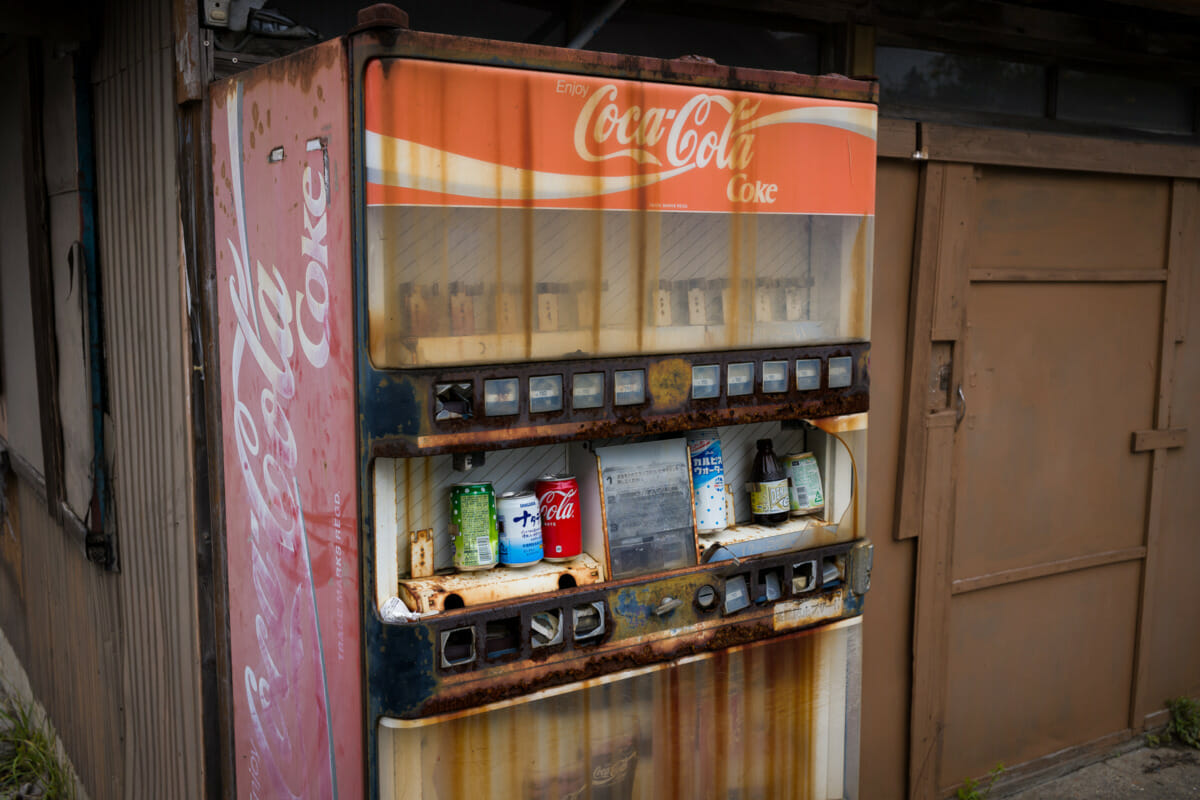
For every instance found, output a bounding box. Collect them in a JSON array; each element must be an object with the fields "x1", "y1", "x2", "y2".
[
  {"x1": 378, "y1": 619, "x2": 862, "y2": 799},
  {"x1": 367, "y1": 208, "x2": 872, "y2": 367}
]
